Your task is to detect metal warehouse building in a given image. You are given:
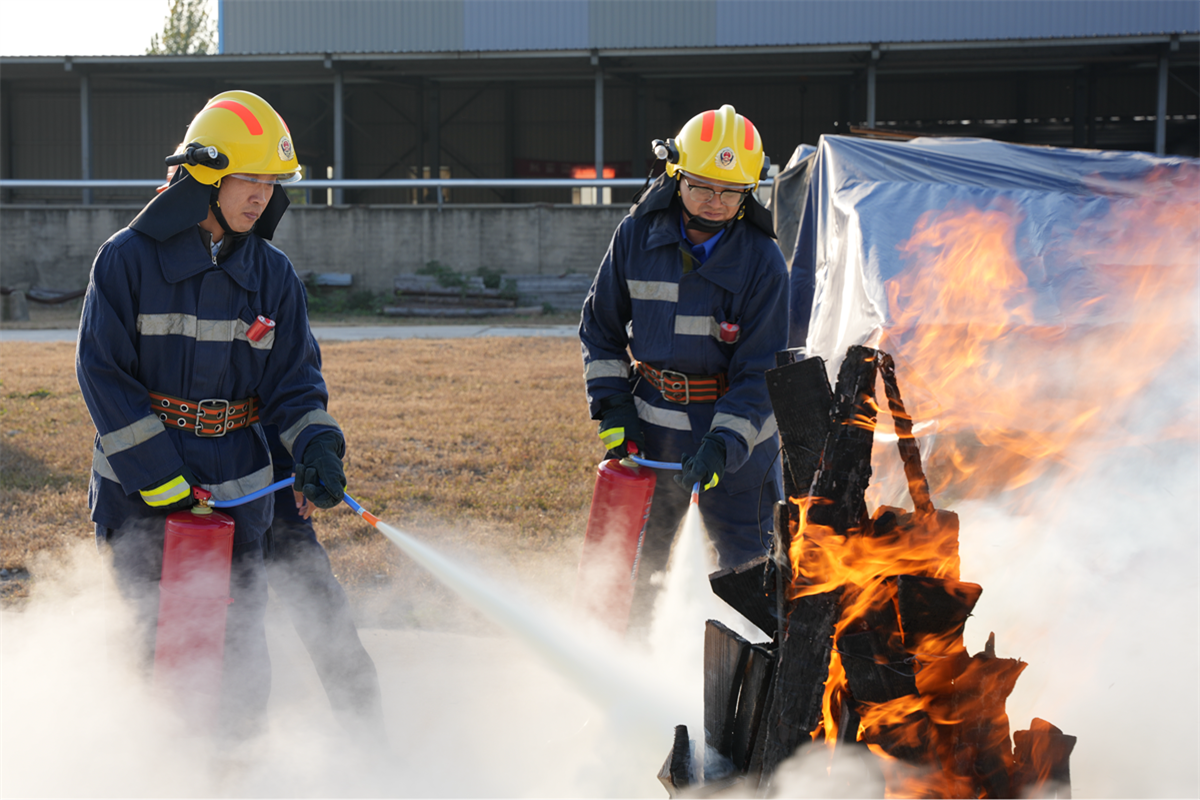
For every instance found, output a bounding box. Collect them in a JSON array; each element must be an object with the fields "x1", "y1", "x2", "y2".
[{"x1": 1, "y1": 0, "x2": 1198, "y2": 208}]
